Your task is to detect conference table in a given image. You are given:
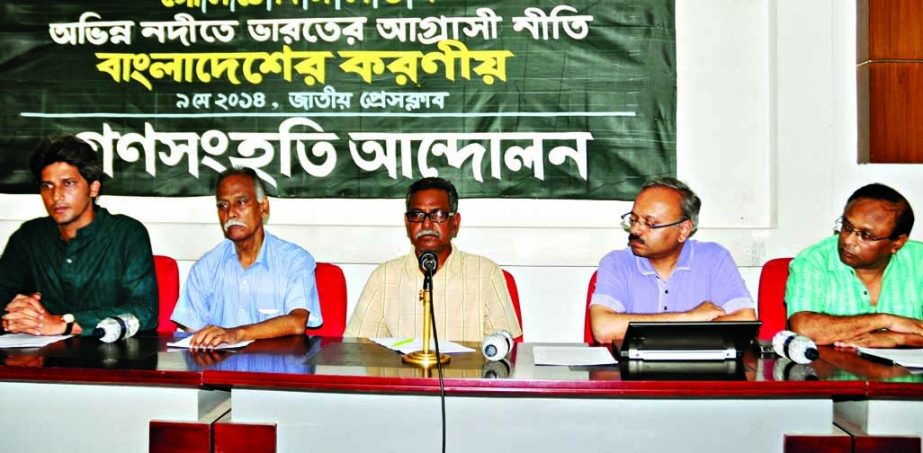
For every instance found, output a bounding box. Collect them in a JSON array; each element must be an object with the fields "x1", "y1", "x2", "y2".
[{"x1": 0, "y1": 334, "x2": 921, "y2": 453}]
